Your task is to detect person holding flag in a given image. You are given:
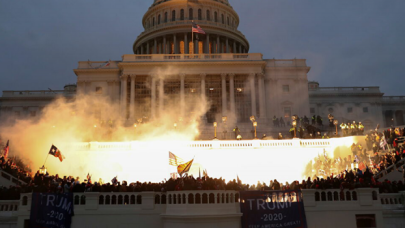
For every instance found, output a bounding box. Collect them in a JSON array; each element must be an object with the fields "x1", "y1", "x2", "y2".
[
  {"x1": 111, "y1": 176, "x2": 118, "y2": 185},
  {"x1": 87, "y1": 173, "x2": 92, "y2": 184}
]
